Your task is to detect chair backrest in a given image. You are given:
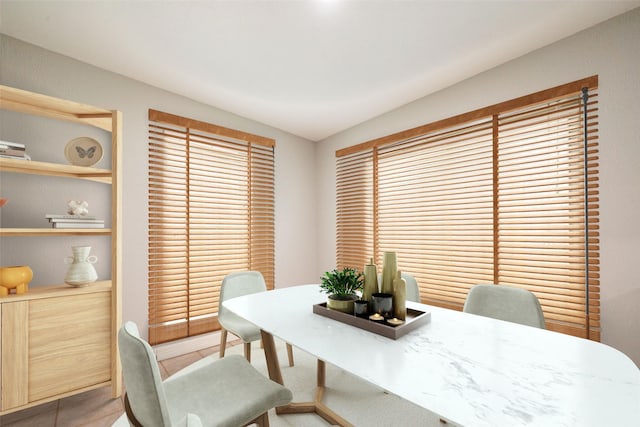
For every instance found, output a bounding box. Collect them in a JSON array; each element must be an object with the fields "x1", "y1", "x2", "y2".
[
  {"x1": 377, "y1": 271, "x2": 420, "y2": 302},
  {"x1": 463, "y1": 284, "x2": 546, "y2": 329},
  {"x1": 118, "y1": 321, "x2": 172, "y2": 426},
  {"x1": 402, "y1": 273, "x2": 420, "y2": 303},
  {"x1": 219, "y1": 271, "x2": 267, "y2": 317}
]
